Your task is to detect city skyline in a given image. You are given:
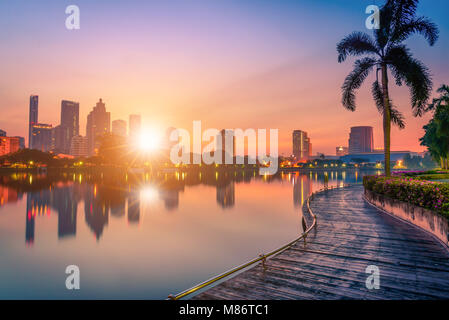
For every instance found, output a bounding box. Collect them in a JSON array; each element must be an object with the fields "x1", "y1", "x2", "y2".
[{"x1": 1, "y1": 1, "x2": 449, "y2": 155}]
